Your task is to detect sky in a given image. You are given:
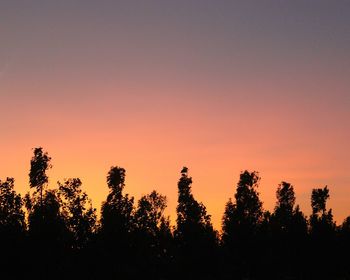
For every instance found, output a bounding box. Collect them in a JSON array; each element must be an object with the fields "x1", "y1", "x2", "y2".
[{"x1": 0, "y1": 0, "x2": 349, "y2": 229}]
